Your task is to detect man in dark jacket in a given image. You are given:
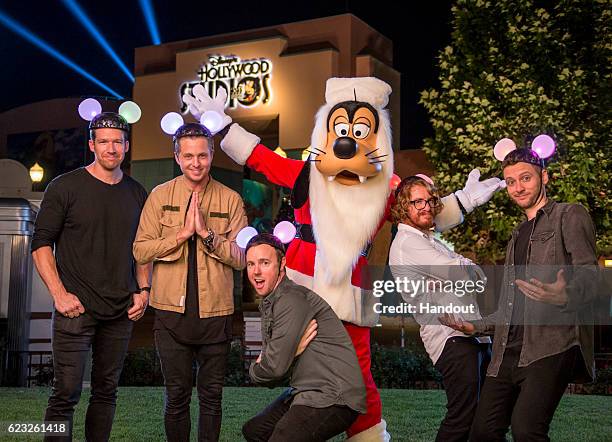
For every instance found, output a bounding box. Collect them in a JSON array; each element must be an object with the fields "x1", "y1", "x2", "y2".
[
  {"x1": 442, "y1": 148, "x2": 598, "y2": 441},
  {"x1": 242, "y1": 234, "x2": 366, "y2": 442}
]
